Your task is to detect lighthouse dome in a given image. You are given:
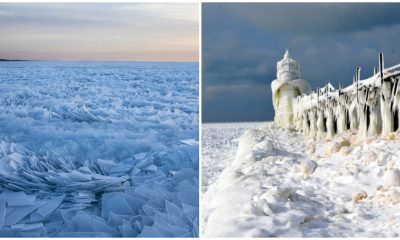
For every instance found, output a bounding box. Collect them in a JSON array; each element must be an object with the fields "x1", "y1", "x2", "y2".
[{"x1": 277, "y1": 49, "x2": 301, "y2": 82}]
